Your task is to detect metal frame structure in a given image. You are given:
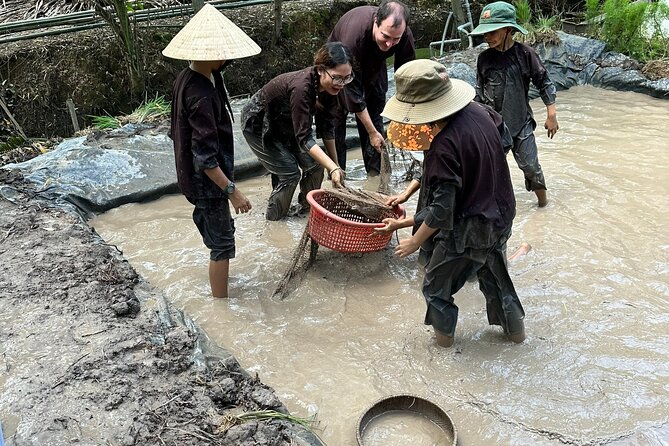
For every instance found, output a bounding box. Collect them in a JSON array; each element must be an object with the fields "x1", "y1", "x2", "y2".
[{"x1": 429, "y1": 0, "x2": 475, "y2": 58}]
